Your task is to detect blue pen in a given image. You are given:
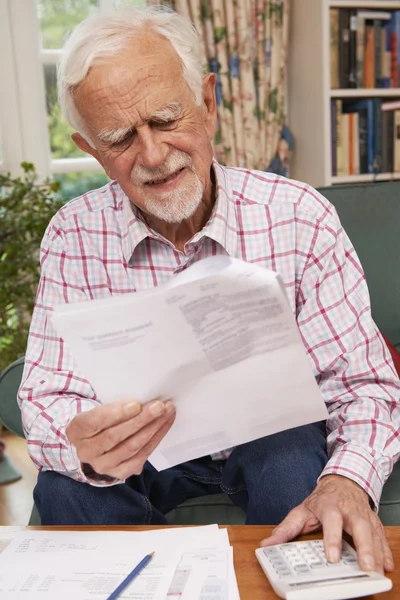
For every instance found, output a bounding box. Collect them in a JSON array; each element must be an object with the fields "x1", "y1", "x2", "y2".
[{"x1": 106, "y1": 551, "x2": 154, "y2": 600}]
